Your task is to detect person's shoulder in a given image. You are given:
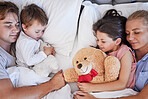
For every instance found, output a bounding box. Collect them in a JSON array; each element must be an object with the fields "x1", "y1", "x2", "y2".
[
  {"x1": 17, "y1": 34, "x2": 37, "y2": 46},
  {"x1": 0, "y1": 47, "x2": 7, "y2": 58},
  {"x1": 0, "y1": 47, "x2": 7, "y2": 65},
  {"x1": 141, "y1": 53, "x2": 148, "y2": 61},
  {"x1": 120, "y1": 44, "x2": 131, "y2": 50},
  {"x1": 117, "y1": 44, "x2": 131, "y2": 54},
  {"x1": 138, "y1": 53, "x2": 148, "y2": 69}
]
